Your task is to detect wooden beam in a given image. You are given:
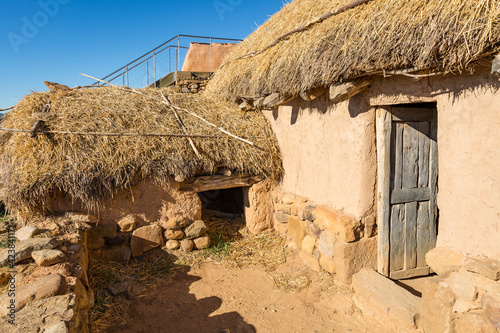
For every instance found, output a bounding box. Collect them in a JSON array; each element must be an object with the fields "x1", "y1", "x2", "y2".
[
  {"x1": 263, "y1": 93, "x2": 294, "y2": 109},
  {"x1": 300, "y1": 86, "x2": 328, "y2": 101},
  {"x1": 179, "y1": 174, "x2": 263, "y2": 192},
  {"x1": 329, "y1": 78, "x2": 371, "y2": 103}
]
